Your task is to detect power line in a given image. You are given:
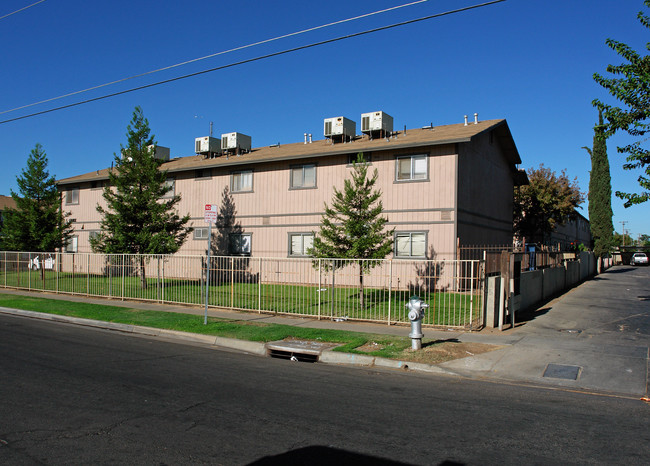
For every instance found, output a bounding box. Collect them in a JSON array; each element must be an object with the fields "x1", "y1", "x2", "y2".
[
  {"x1": 0, "y1": 0, "x2": 46, "y2": 21},
  {"x1": 0, "y1": 0, "x2": 506, "y2": 126},
  {"x1": 0, "y1": 0, "x2": 430, "y2": 116}
]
